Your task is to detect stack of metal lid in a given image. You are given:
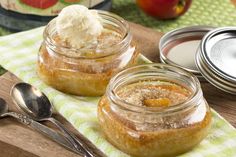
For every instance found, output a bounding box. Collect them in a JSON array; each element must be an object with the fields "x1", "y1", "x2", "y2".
[
  {"x1": 196, "y1": 27, "x2": 236, "y2": 94},
  {"x1": 160, "y1": 26, "x2": 236, "y2": 94}
]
